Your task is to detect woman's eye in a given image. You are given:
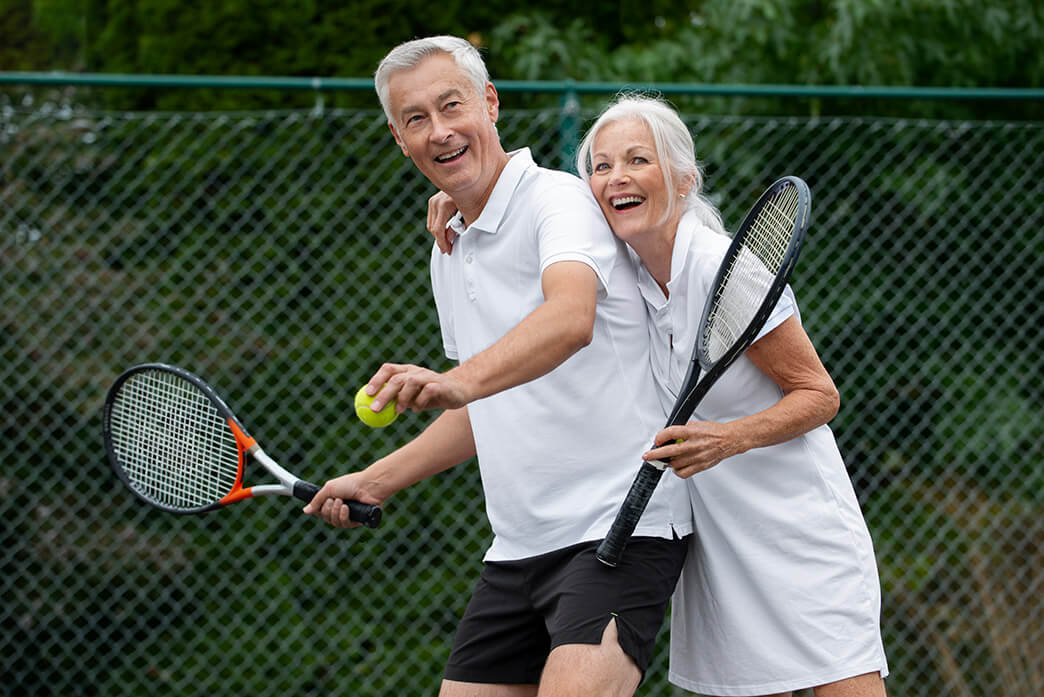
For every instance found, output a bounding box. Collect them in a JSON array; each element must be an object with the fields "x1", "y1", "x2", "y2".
[
  {"x1": 632, "y1": 156, "x2": 648, "y2": 164},
  {"x1": 594, "y1": 162, "x2": 610, "y2": 172}
]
